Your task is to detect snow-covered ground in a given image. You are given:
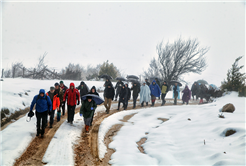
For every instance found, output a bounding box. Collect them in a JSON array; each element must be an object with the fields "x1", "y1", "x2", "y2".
[
  {"x1": 0, "y1": 113, "x2": 37, "y2": 166},
  {"x1": 0, "y1": 78, "x2": 114, "y2": 113},
  {"x1": 99, "y1": 92, "x2": 246, "y2": 165}
]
